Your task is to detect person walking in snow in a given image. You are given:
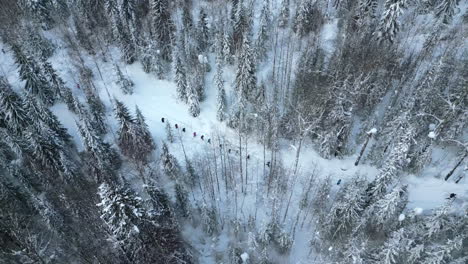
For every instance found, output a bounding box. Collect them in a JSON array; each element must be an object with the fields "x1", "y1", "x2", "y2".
[
  {"x1": 201, "y1": 135, "x2": 204, "y2": 141},
  {"x1": 193, "y1": 132, "x2": 197, "y2": 137},
  {"x1": 161, "y1": 117, "x2": 165, "y2": 123},
  {"x1": 182, "y1": 128, "x2": 186, "y2": 132},
  {"x1": 175, "y1": 124, "x2": 178, "y2": 129},
  {"x1": 447, "y1": 193, "x2": 457, "y2": 199}
]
